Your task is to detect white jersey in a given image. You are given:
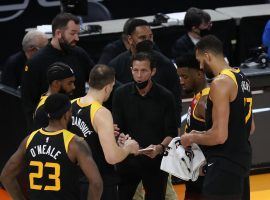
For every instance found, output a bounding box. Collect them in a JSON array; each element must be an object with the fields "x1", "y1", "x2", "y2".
[{"x1": 160, "y1": 137, "x2": 206, "y2": 181}]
